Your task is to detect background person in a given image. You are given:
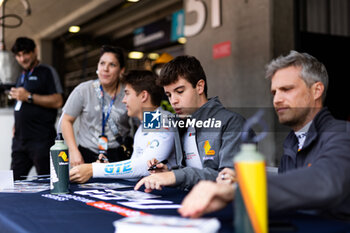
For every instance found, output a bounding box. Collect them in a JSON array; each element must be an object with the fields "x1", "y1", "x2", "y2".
[
  {"x1": 69, "y1": 70, "x2": 175, "y2": 183},
  {"x1": 135, "y1": 55, "x2": 247, "y2": 192},
  {"x1": 151, "y1": 52, "x2": 174, "y2": 76},
  {"x1": 9, "y1": 37, "x2": 63, "y2": 180},
  {"x1": 151, "y1": 52, "x2": 174, "y2": 113},
  {"x1": 61, "y1": 45, "x2": 133, "y2": 167},
  {"x1": 179, "y1": 51, "x2": 350, "y2": 220}
]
